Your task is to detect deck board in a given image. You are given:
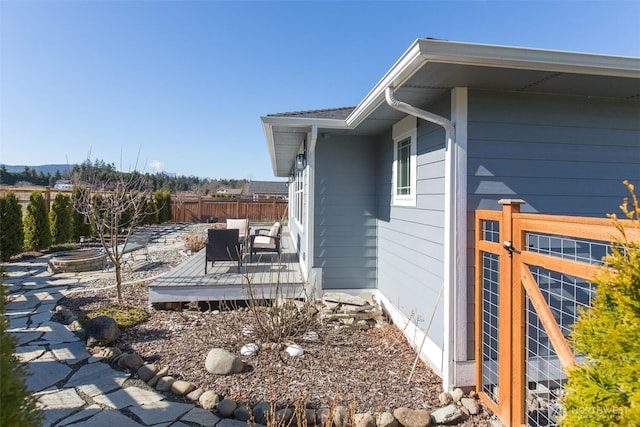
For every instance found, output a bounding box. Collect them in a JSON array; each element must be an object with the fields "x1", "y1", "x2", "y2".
[{"x1": 149, "y1": 232, "x2": 305, "y2": 303}]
